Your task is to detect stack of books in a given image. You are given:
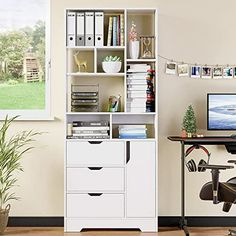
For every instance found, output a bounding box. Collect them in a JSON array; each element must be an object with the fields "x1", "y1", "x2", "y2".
[
  {"x1": 71, "y1": 85, "x2": 99, "y2": 112},
  {"x1": 107, "y1": 14, "x2": 124, "y2": 46},
  {"x1": 126, "y1": 64, "x2": 155, "y2": 113},
  {"x1": 118, "y1": 124, "x2": 147, "y2": 139},
  {"x1": 67, "y1": 121, "x2": 110, "y2": 139}
]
